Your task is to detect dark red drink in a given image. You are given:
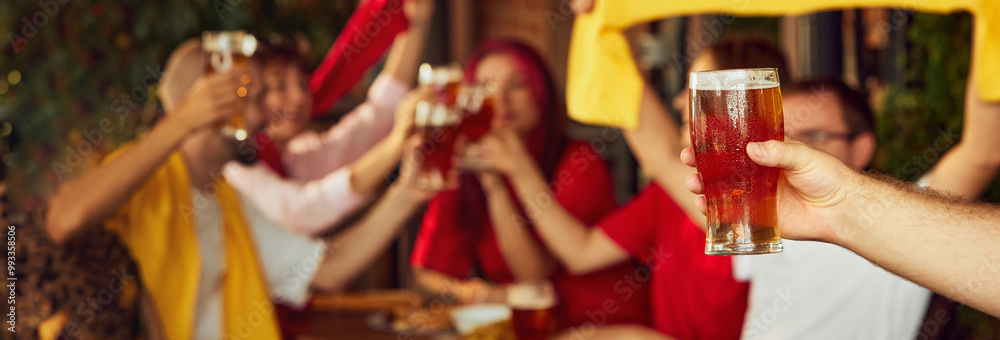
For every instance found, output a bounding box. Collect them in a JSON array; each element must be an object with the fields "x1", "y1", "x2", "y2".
[
  {"x1": 459, "y1": 96, "x2": 495, "y2": 141},
  {"x1": 511, "y1": 307, "x2": 556, "y2": 340},
  {"x1": 415, "y1": 102, "x2": 461, "y2": 190},
  {"x1": 690, "y1": 68, "x2": 784, "y2": 255}
]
